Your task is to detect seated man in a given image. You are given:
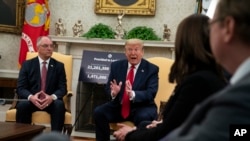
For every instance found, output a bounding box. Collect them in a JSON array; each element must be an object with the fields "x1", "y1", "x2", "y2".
[
  {"x1": 94, "y1": 38, "x2": 159, "y2": 141},
  {"x1": 16, "y1": 36, "x2": 67, "y2": 131}
]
